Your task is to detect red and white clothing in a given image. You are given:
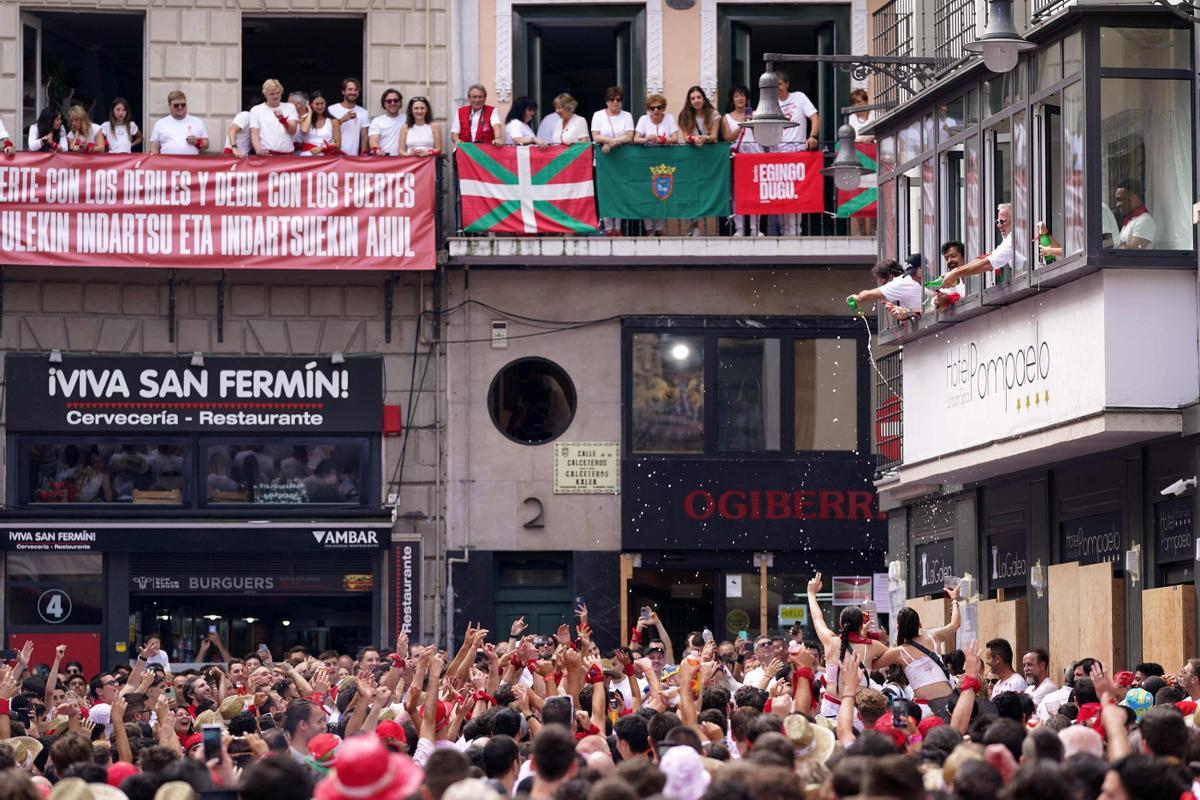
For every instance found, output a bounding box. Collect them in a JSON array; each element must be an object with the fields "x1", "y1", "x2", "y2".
[
  {"x1": 451, "y1": 106, "x2": 500, "y2": 143},
  {"x1": 547, "y1": 113, "x2": 589, "y2": 144},
  {"x1": 28, "y1": 123, "x2": 66, "y2": 152},
  {"x1": 368, "y1": 113, "x2": 404, "y2": 155},
  {"x1": 0, "y1": 118, "x2": 12, "y2": 151},
  {"x1": 991, "y1": 672, "x2": 1028, "y2": 695},
  {"x1": 224, "y1": 111, "x2": 251, "y2": 154},
  {"x1": 591, "y1": 109, "x2": 635, "y2": 141},
  {"x1": 149, "y1": 115, "x2": 207, "y2": 155},
  {"x1": 635, "y1": 113, "x2": 679, "y2": 144},
  {"x1": 300, "y1": 117, "x2": 337, "y2": 155},
  {"x1": 249, "y1": 102, "x2": 299, "y2": 154},
  {"x1": 778, "y1": 91, "x2": 818, "y2": 148},
  {"x1": 100, "y1": 121, "x2": 139, "y2": 153},
  {"x1": 66, "y1": 127, "x2": 101, "y2": 152},
  {"x1": 1119, "y1": 207, "x2": 1156, "y2": 247},
  {"x1": 879, "y1": 274, "x2": 924, "y2": 311},
  {"x1": 329, "y1": 103, "x2": 368, "y2": 155}
]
